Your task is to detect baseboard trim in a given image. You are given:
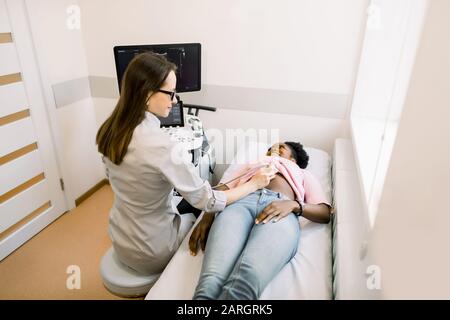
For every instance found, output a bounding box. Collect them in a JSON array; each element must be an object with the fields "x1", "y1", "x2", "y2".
[{"x1": 75, "y1": 179, "x2": 109, "y2": 206}]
